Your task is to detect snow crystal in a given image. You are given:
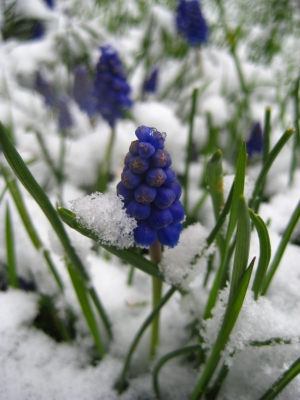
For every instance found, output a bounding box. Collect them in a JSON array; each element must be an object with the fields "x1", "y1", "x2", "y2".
[
  {"x1": 70, "y1": 192, "x2": 137, "y2": 249},
  {"x1": 160, "y1": 223, "x2": 214, "y2": 289}
]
